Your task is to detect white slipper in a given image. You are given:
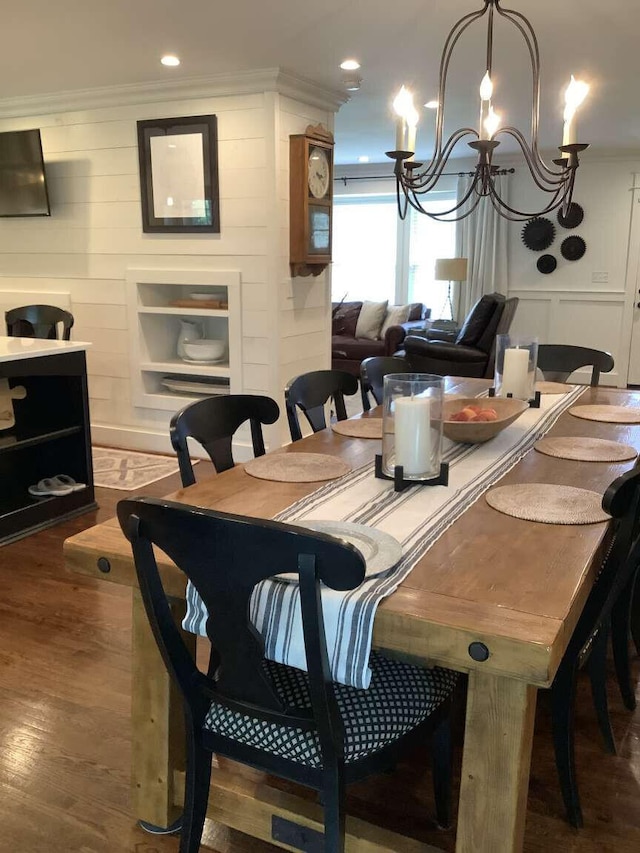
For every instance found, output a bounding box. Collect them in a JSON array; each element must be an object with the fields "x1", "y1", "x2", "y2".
[
  {"x1": 52, "y1": 474, "x2": 87, "y2": 492},
  {"x1": 28, "y1": 478, "x2": 74, "y2": 497}
]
